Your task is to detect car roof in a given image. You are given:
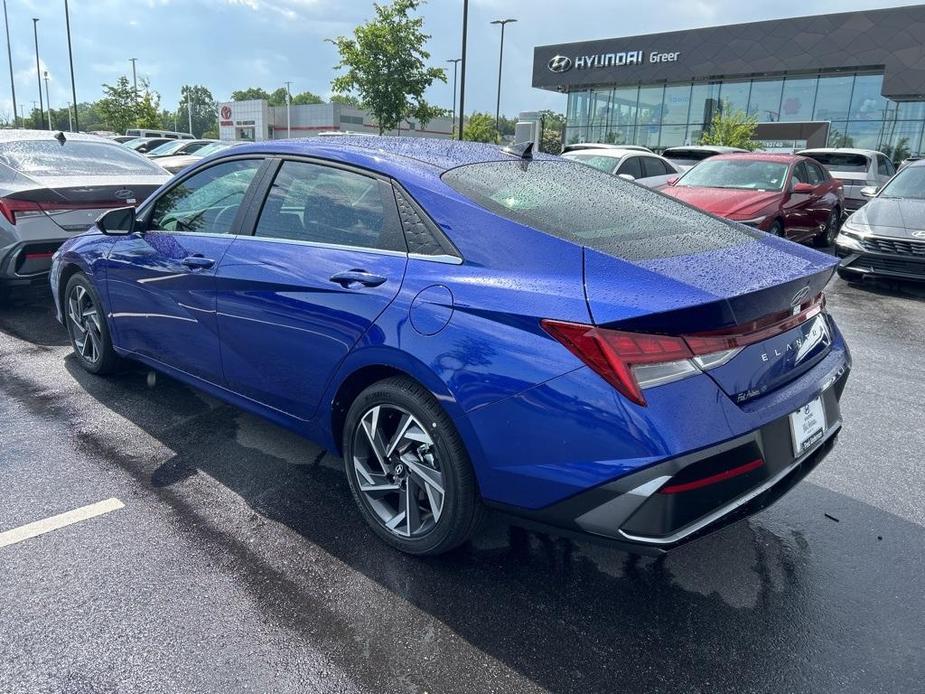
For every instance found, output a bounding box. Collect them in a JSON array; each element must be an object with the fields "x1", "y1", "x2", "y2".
[
  {"x1": 562, "y1": 143, "x2": 653, "y2": 153},
  {"x1": 0, "y1": 129, "x2": 117, "y2": 144},
  {"x1": 708, "y1": 152, "x2": 805, "y2": 164},
  {"x1": 563, "y1": 148, "x2": 657, "y2": 160},
  {"x1": 226, "y1": 136, "x2": 560, "y2": 177},
  {"x1": 798, "y1": 148, "x2": 882, "y2": 157},
  {"x1": 663, "y1": 145, "x2": 748, "y2": 154}
]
